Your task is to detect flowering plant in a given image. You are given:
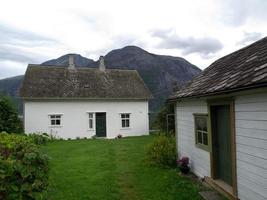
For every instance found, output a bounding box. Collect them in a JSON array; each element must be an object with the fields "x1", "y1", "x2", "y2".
[
  {"x1": 177, "y1": 156, "x2": 189, "y2": 167},
  {"x1": 177, "y1": 156, "x2": 190, "y2": 174},
  {"x1": 117, "y1": 134, "x2": 122, "y2": 139}
]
